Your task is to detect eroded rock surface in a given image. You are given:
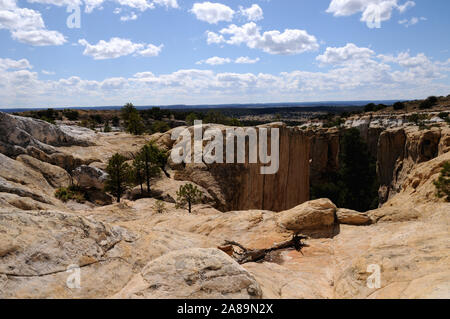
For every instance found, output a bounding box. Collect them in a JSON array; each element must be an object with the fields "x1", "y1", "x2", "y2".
[{"x1": 114, "y1": 248, "x2": 262, "y2": 299}]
